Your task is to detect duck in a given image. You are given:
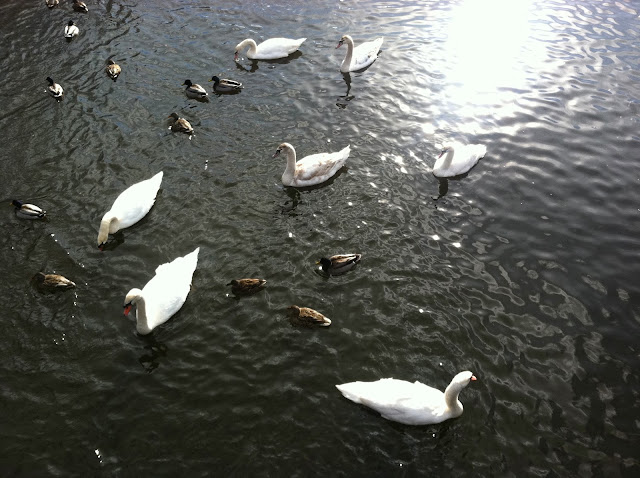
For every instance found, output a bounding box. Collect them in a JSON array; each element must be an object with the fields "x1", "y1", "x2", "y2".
[
  {"x1": 234, "y1": 37, "x2": 306, "y2": 61},
  {"x1": 433, "y1": 143, "x2": 487, "y2": 178},
  {"x1": 227, "y1": 279, "x2": 267, "y2": 296},
  {"x1": 336, "y1": 34, "x2": 383, "y2": 73},
  {"x1": 64, "y1": 20, "x2": 79, "y2": 38},
  {"x1": 73, "y1": 0, "x2": 88, "y2": 13},
  {"x1": 33, "y1": 272, "x2": 76, "y2": 289},
  {"x1": 182, "y1": 79, "x2": 208, "y2": 99},
  {"x1": 46, "y1": 0, "x2": 59, "y2": 9},
  {"x1": 287, "y1": 305, "x2": 331, "y2": 327},
  {"x1": 97, "y1": 171, "x2": 163, "y2": 250},
  {"x1": 336, "y1": 371, "x2": 477, "y2": 426},
  {"x1": 11, "y1": 200, "x2": 46, "y2": 219},
  {"x1": 124, "y1": 247, "x2": 200, "y2": 335},
  {"x1": 168, "y1": 113, "x2": 194, "y2": 138},
  {"x1": 273, "y1": 142, "x2": 351, "y2": 187},
  {"x1": 106, "y1": 59, "x2": 121, "y2": 81},
  {"x1": 209, "y1": 75, "x2": 243, "y2": 93},
  {"x1": 317, "y1": 254, "x2": 362, "y2": 275},
  {"x1": 46, "y1": 77, "x2": 63, "y2": 100}
]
